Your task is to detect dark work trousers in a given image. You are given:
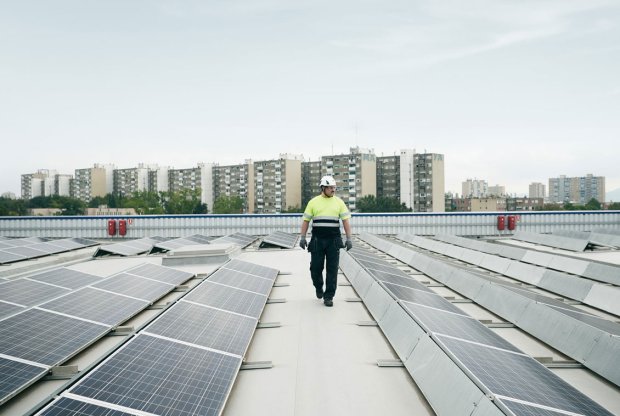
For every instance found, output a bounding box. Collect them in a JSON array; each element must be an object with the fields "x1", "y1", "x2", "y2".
[{"x1": 309, "y1": 236, "x2": 343, "y2": 300}]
